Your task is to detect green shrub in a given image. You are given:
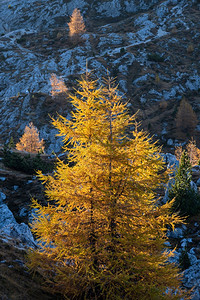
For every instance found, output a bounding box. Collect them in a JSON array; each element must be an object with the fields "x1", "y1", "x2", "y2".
[
  {"x1": 3, "y1": 148, "x2": 54, "y2": 175},
  {"x1": 168, "y1": 151, "x2": 200, "y2": 216}
]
